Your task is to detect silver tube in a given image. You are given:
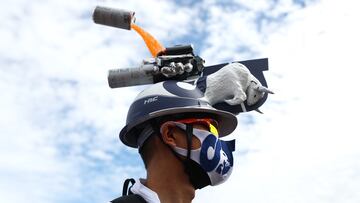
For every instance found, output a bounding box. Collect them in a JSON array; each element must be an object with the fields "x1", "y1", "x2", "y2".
[
  {"x1": 157, "y1": 54, "x2": 194, "y2": 60},
  {"x1": 93, "y1": 6, "x2": 135, "y2": 30},
  {"x1": 108, "y1": 65, "x2": 156, "y2": 88}
]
